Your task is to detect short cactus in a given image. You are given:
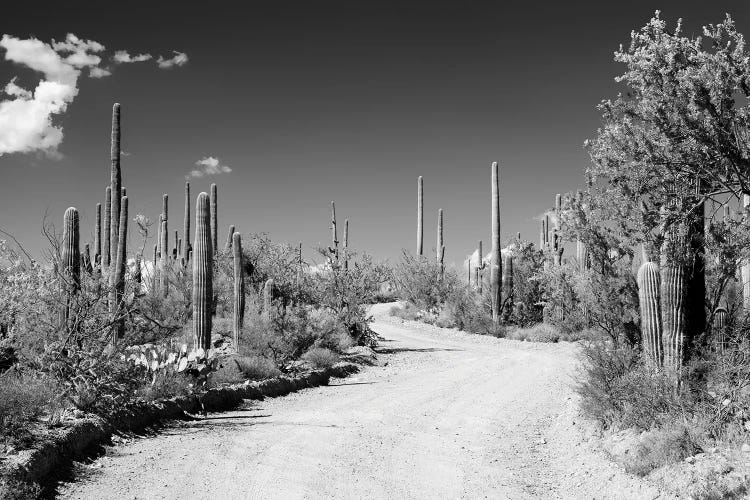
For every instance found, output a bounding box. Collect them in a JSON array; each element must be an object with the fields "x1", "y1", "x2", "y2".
[
  {"x1": 82, "y1": 243, "x2": 93, "y2": 275},
  {"x1": 637, "y1": 261, "x2": 662, "y2": 366},
  {"x1": 60, "y1": 207, "x2": 80, "y2": 330},
  {"x1": 328, "y1": 201, "x2": 339, "y2": 263},
  {"x1": 490, "y1": 162, "x2": 502, "y2": 325},
  {"x1": 193, "y1": 192, "x2": 213, "y2": 350},
  {"x1": 713, "y1": 307, "x2": 728, "y2": 352},
  {"x1": 233, "y1": 232, "x2": 244, "y2": 349}
]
